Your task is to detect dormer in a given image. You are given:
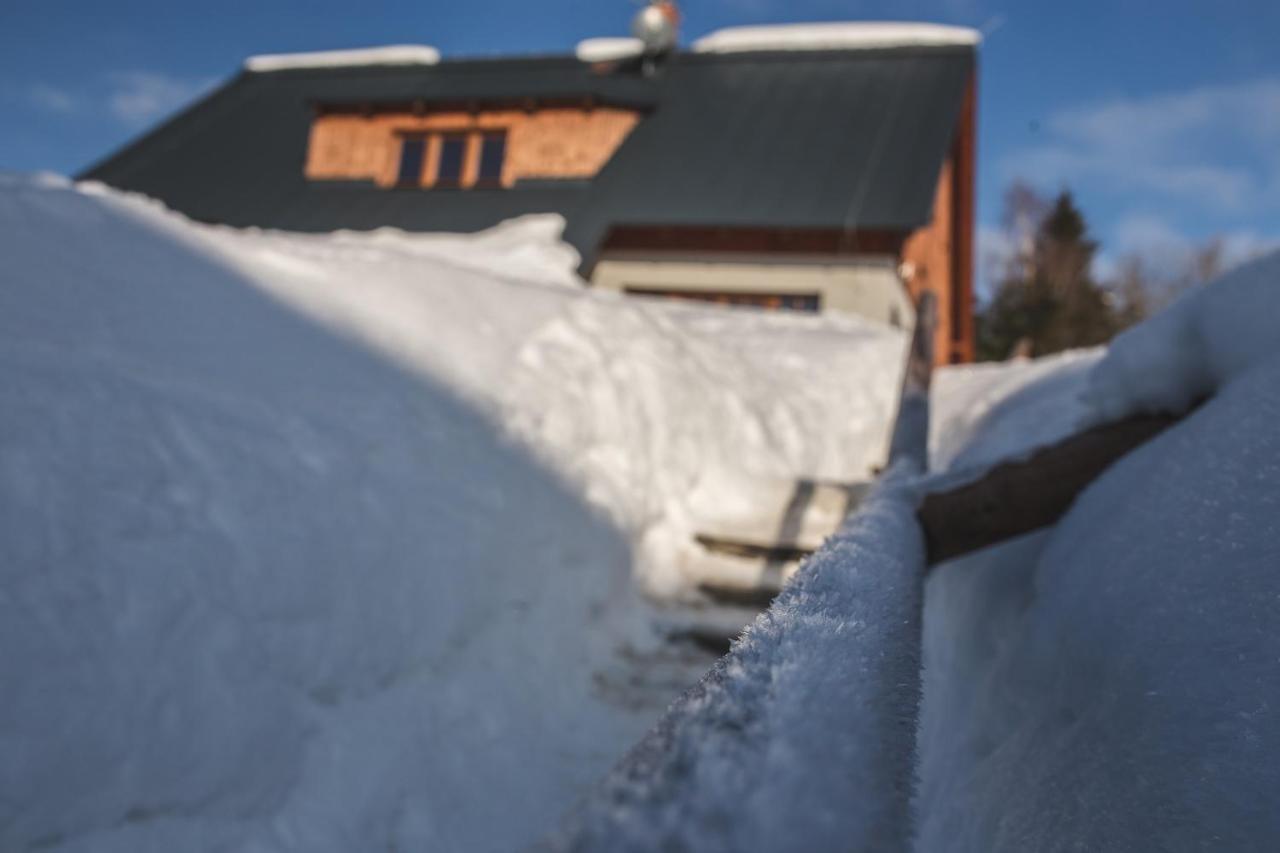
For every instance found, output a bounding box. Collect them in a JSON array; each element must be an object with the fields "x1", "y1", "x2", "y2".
[{"x1": 304, "y1": 100, "x2": 642, "y2": 190}]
